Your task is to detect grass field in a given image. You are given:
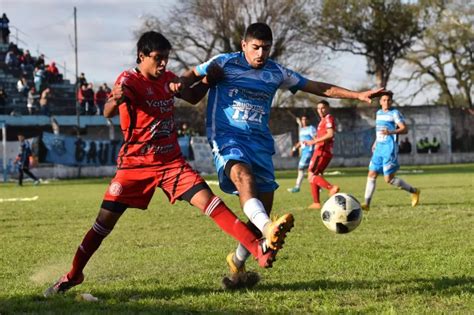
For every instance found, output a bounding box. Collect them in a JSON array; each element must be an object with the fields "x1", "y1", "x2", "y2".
[{"x1": 1, "y1": 163, "x2": 473, "y2": 313}]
